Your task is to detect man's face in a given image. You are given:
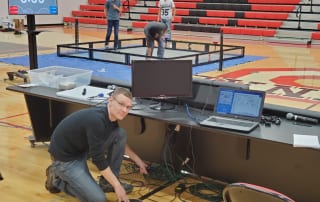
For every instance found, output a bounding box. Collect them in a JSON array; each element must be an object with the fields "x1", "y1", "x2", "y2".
[{"x1": 109, "y1": 94, "x2": 133, "y2": 121}]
